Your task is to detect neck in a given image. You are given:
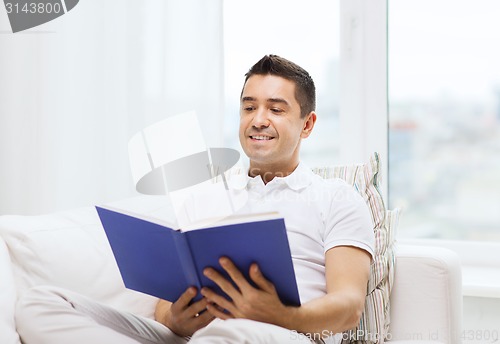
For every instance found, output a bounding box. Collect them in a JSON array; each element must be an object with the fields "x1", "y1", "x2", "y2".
[{"x1": 248, "y1": 160, "x2": 300, "y2": 184}]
